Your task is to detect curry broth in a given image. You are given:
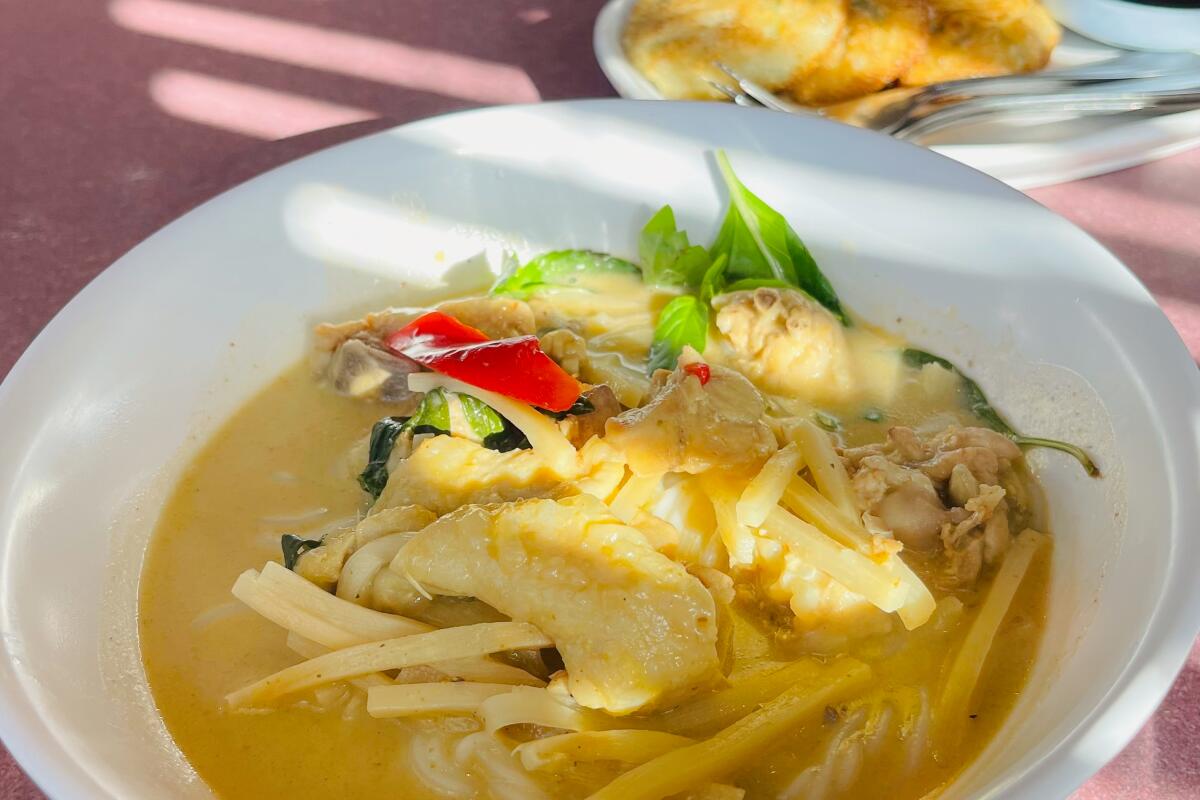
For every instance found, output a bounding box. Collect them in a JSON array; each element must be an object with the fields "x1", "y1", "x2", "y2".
[
  {"x1": 139, "y1": 359, "x2": 1049, "y2": 800},
  {"x1": 139, "y1": 367, "x2": 449, "y2": 799}
]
